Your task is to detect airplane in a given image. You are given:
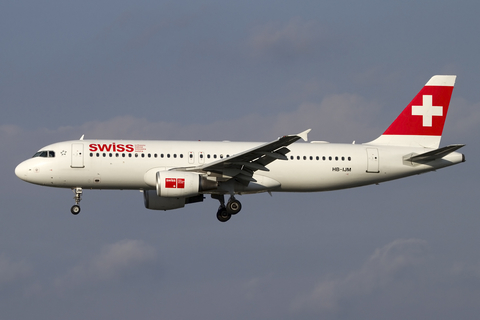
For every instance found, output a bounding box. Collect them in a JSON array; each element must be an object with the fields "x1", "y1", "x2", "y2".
[{"x1": 15, "y1": 75, "x2": 465, "y2": 222}]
